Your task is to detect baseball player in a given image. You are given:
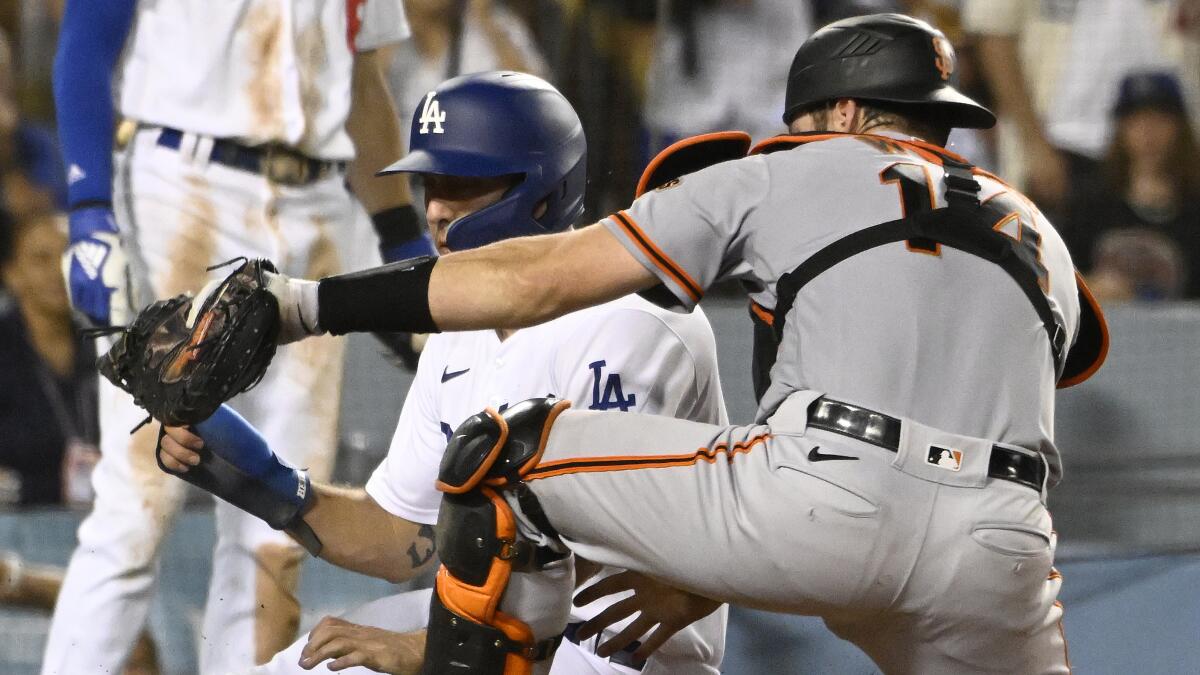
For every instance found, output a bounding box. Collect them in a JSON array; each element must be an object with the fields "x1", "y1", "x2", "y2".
[
  {"x1": 47, "y1": 1, "x2": 432, "y2": 673},
  {"x1": 182, "y1": 13, "x2": 1112, "y2": 675},
  {"x1": 159, "y1": 72, "x2": 728, "y2": 675}
]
